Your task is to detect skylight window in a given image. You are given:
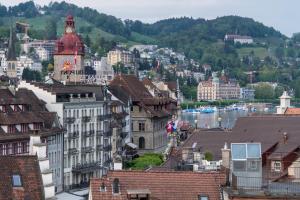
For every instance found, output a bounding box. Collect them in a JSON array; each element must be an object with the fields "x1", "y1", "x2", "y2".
[{"x1": 12, "y1": 174, "x2": 22, "y2": 187}]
